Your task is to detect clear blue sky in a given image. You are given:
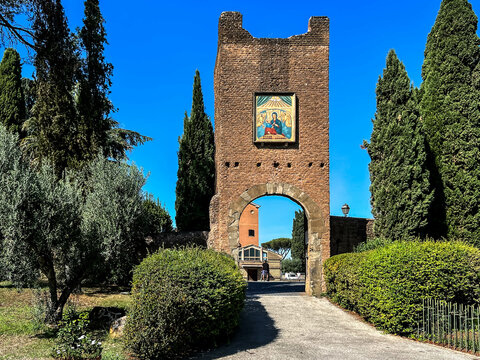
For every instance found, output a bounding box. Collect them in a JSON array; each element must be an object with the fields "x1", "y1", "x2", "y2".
[{"x1": 13, "y1": 0, "x2": 480, "y2": 241}]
